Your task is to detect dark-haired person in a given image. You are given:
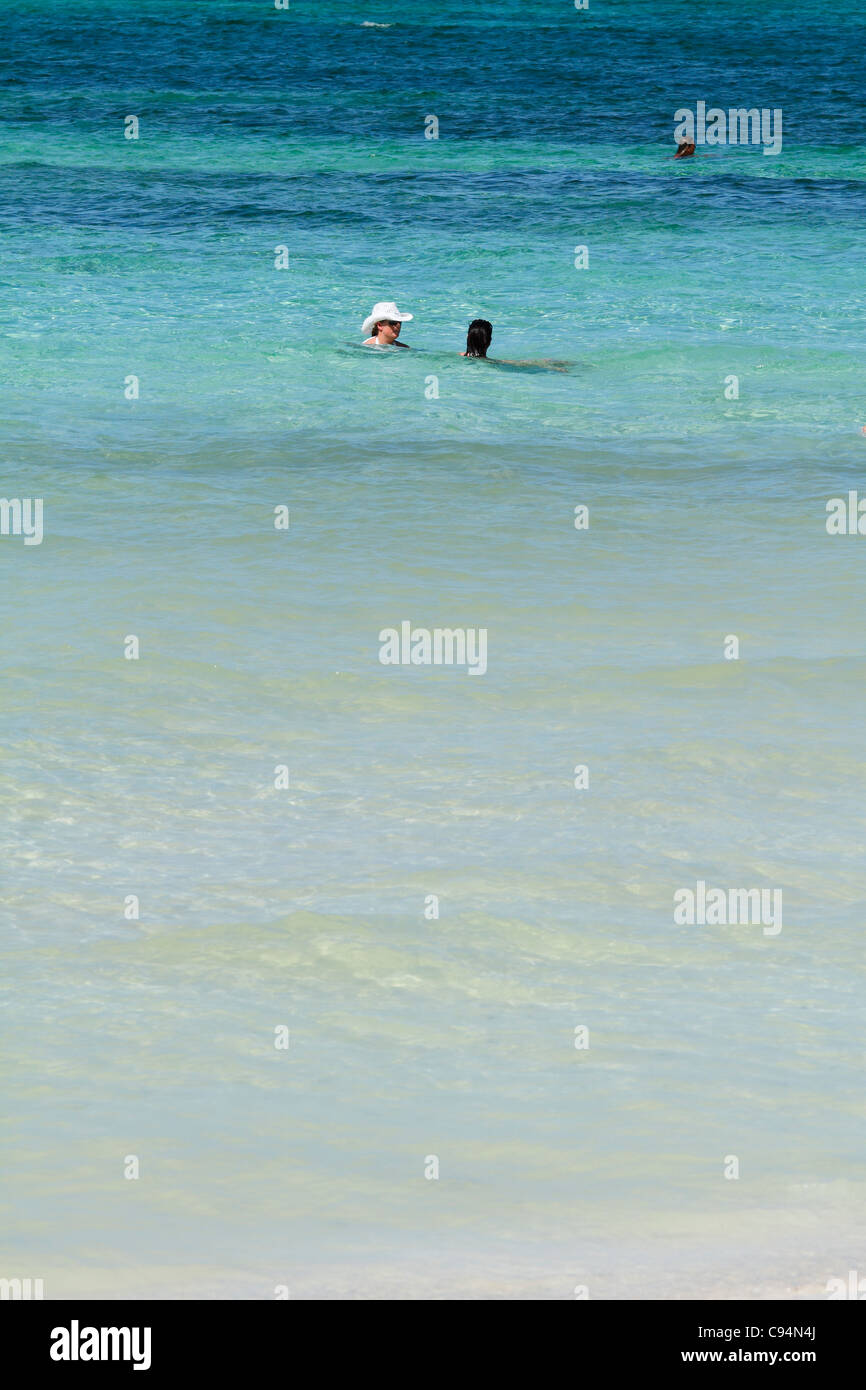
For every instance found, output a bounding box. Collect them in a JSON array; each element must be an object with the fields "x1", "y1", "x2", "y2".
[
  {"x1": 674, "y1": 139, "x2": 696, "y2": 159},
  {"x1": 460, "y1": 319, "x2": 568, "y2": 371},
  {"x1": 362, "y1": 300, "x2": 413, "y2": 347},
  {"x1": 461, "y1": 319, "x2": 493, "y2": 358}
]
